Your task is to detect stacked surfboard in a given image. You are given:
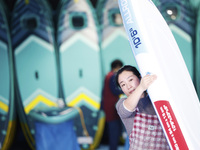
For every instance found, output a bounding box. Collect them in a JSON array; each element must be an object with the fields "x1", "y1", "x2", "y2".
[
  {"x1": 195, "y1": 2, "x2": 200, "y2": 100},
  {"x1": 0, "y1": 1, "x2": 16, "y2": 149},
  {"x1": 11, "y1": 0, "x2": 79, "y2": 149},
  {"x1": 56, "y1": 0, "x2": 105, "y2": 149}
]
